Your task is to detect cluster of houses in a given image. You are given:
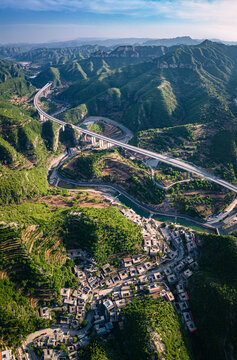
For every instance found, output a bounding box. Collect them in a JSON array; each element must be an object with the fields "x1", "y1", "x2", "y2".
[
  {"x1": 121, "y1": 208, "x2": 170, "y2": 257},
  {"x1": 13, "y1": 208, "x2": 201, "y2": 359},
  {"x1": 33, "y1": 330, "x2": 80, "y2": 360}
]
